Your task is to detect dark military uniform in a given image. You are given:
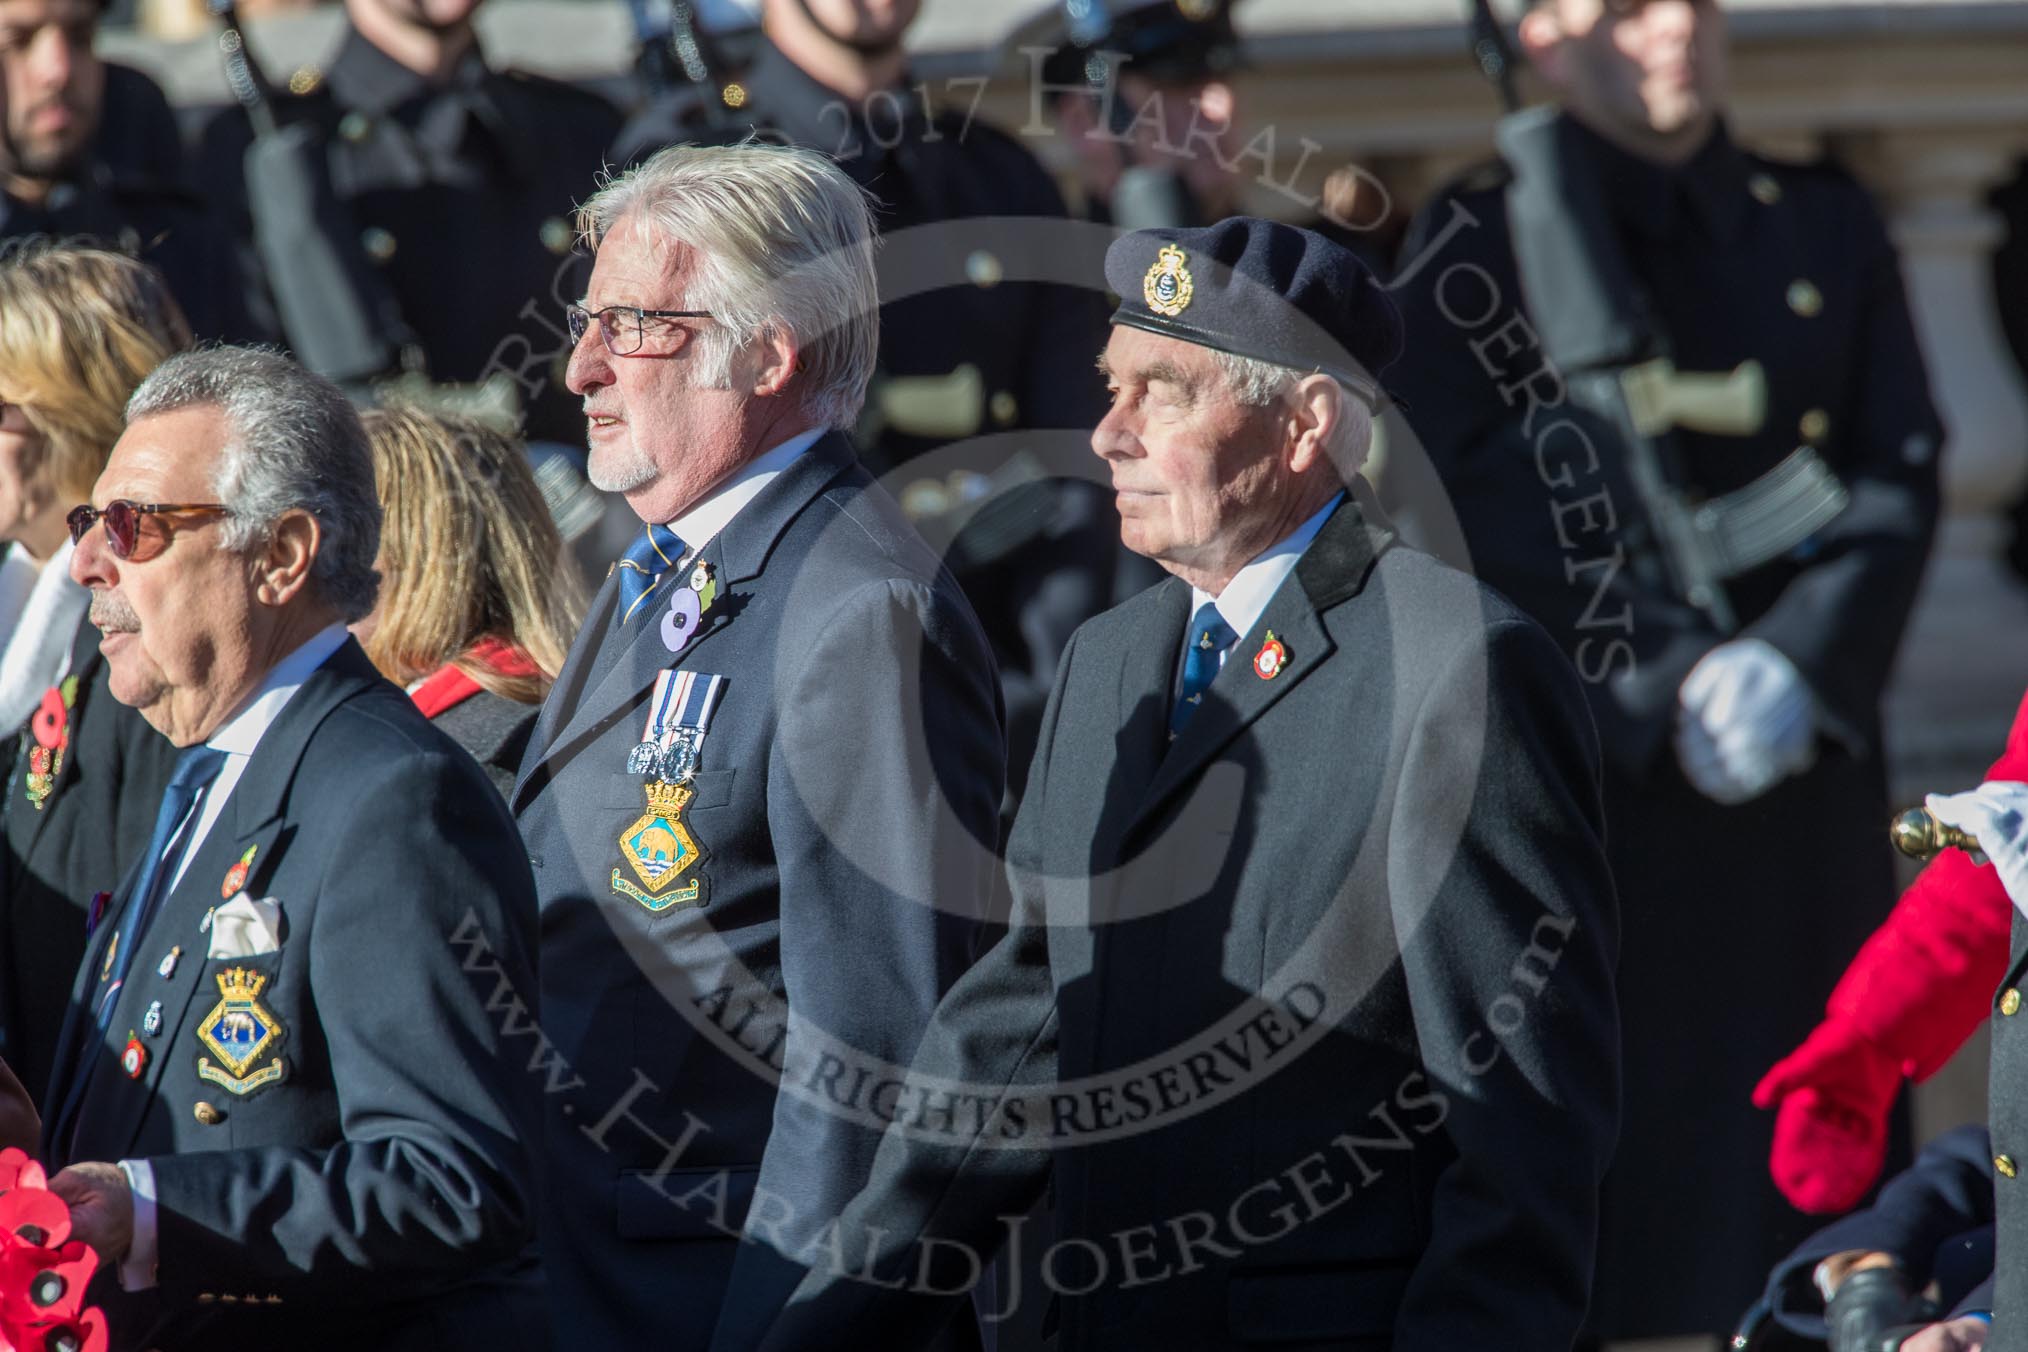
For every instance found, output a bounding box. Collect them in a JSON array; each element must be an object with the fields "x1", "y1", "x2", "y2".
[
  {"x1": 0, "y1": 63, "x2": 245, "y2": 340},
  {"x1": 192, "y1": 25, "x2": 621, "y2": 446},
  {"x1": 1989, "y1": 936, "x2": 2028, "y2": 1350},
  {"x1": 616, "y1": 39, "x2": 1118, "y2": 799},
  {"x1": 1388, "y1": 114, "x2": 1941, "y2": 1338}
]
